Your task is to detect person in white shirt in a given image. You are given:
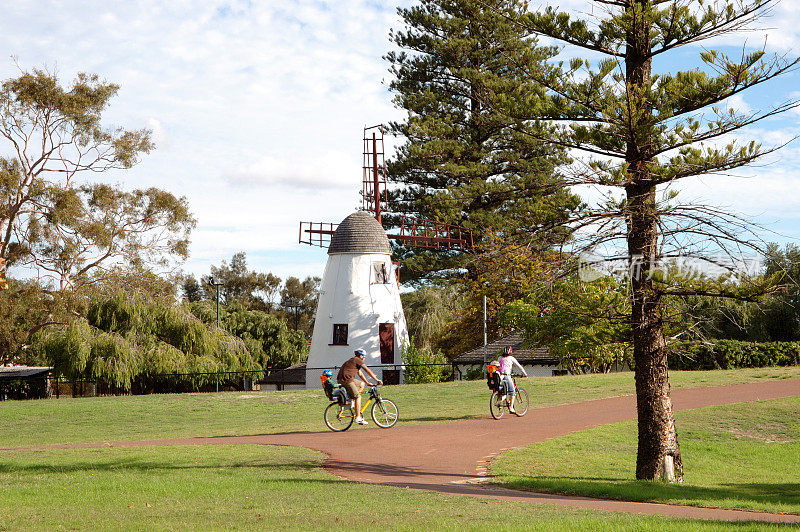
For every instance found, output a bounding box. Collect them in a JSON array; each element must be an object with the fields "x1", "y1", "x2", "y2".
[{"x1": 498, "y1": 345, "x2": 528, "y2": 414}]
